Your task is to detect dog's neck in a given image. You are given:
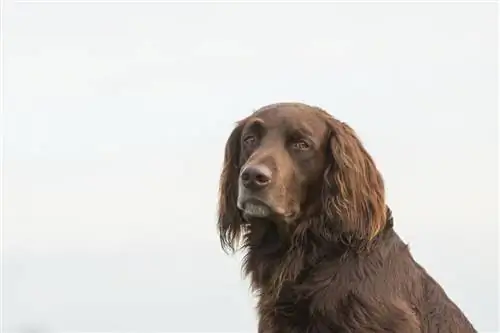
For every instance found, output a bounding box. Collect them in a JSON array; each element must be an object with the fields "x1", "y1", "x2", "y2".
[{"x1": 241, "y1": 208, "x2": 395, "y2": 293}]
